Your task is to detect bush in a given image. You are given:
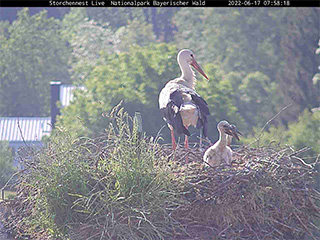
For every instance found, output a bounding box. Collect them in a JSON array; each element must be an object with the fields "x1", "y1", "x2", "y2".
[
  {"x1": 241, "y1": 110, "x2": 320, "y2": 161},
  {"x1": 5, "y1": 105, "x2": 183, "y2": 239},
  {"x1": 0, "y1": 141, "x2": 15, "y2": 188}
]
